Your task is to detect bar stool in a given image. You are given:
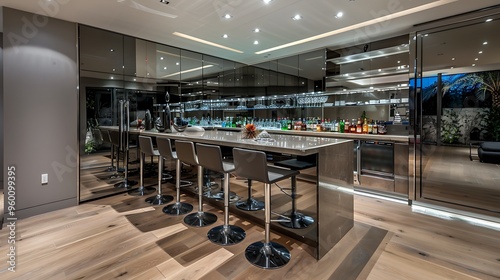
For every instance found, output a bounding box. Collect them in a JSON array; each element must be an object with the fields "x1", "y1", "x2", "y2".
[
  {"x1": 128, "y1": 136, "x2": 157, "y2": 196},
  {"x1": 108, "y1": 130, "x2": 124, "y2": 178},
  {"x1": 196, "y1": 143, "x2": 246, "y2": 245},
  {"x1": 175, "y1": 140, "x2": 217, "y2": 227},
  {"x1": 161, "y1": 138, "x2": 194, "y2": 216},
  {"x1": 134, "y1": 136, "x2": 174, "y2": 205},
  {"x1": 232, "y1": 148, "x2": 299, "y2": 269},
  {"x1": 274, "y1": 155, "x2": 316, "y2": 229},
  {"x1": 101, "y1": 129, "x2": 116, "y2": 172}
]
